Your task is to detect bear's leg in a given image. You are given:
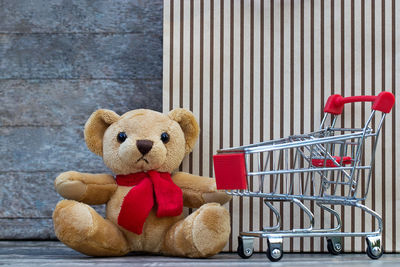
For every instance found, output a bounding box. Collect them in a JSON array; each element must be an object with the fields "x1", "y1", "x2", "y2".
[
  {"x1": 53, "y1": 200, "x2": 130, "y2": 256},
  {"x1": 162, "y1": 203, "x2": 230, "y2": 258}
]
